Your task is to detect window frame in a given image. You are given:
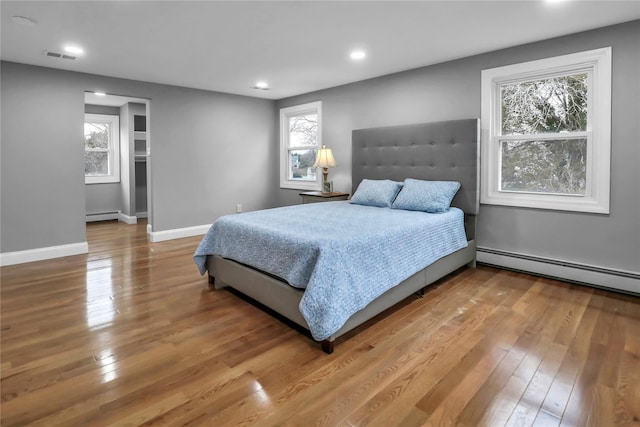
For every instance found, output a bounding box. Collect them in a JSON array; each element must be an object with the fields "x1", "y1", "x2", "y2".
[
  {"x1": 279, "y1": 101, "x2": 322, "y2": 190},
  {"x1": 480, "y1": 47, "x2": 611, "y2": 214},
  {"x1": 84, "y1": 113, "x2": 120, "y2": 184}
]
